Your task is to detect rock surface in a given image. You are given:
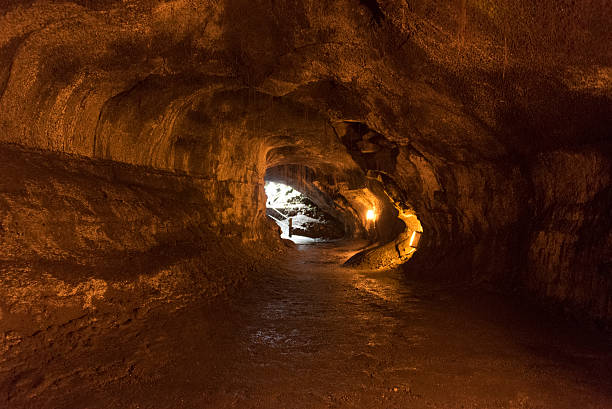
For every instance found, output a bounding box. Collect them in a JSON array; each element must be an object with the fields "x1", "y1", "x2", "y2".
[
  {"x1": 0, "y1": 0, "x2": 610, "y2": 327},
  {"x1": 0, "y1": 143, "x2": 273, "y2": 349}
]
